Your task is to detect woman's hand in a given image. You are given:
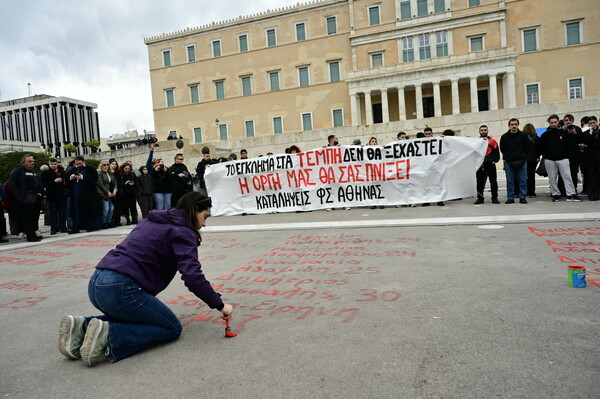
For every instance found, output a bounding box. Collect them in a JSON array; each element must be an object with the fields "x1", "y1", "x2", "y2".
[{"x1": 220, "y1": 303, "x2": 233, "y2": 319}]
